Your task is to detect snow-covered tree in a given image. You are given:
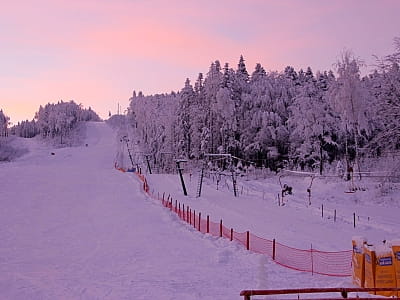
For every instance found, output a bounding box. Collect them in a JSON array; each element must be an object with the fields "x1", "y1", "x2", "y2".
[
  {"x1": 289, "y1": 69, "x2": 339, "y2": 173},
  {"x1": 0, "y1": 110, "x2": 10, "y2": 137},
  {"x1": 328, "y1": 51, "x2": 369, "y2": 172},
  {"x1": 176, "y1": 78, "x2": 196, "y2": 157}
]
